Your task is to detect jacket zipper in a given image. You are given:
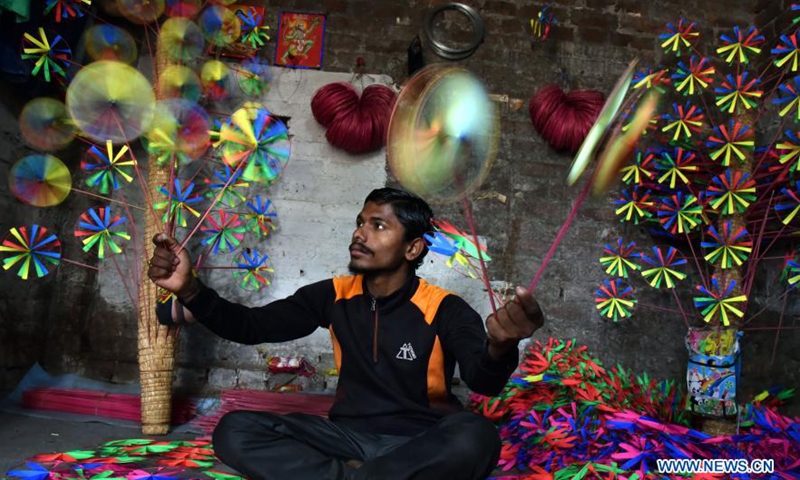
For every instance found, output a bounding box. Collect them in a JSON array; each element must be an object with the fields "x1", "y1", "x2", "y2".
[{"x1": 371, "y1": 296, "x2": 378, "y2": 363}]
